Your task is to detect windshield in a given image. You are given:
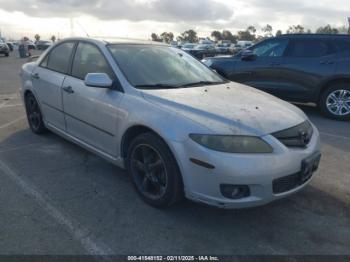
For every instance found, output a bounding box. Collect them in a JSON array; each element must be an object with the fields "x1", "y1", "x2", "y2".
[{"x1": 108, "y1": 44, "x2": 225, "y2": 89}]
